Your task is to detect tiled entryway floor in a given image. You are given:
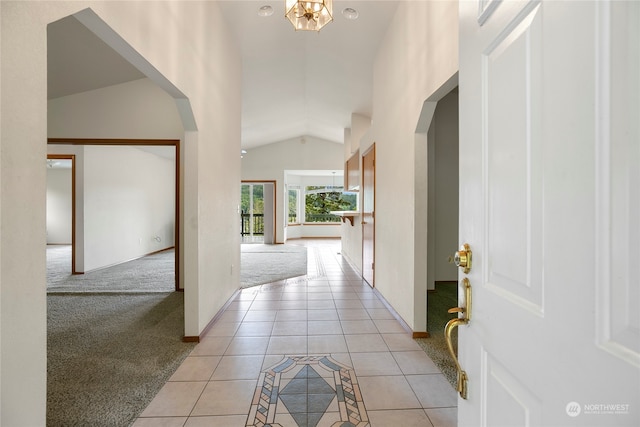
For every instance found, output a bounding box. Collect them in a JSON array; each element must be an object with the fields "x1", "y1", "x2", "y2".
[{"x1": 133, "y1": 239, "x2": 457, "y2": 427}]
